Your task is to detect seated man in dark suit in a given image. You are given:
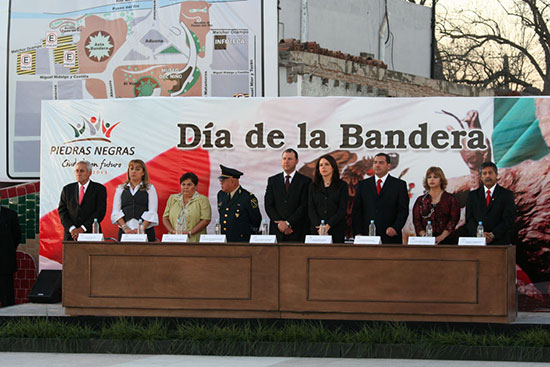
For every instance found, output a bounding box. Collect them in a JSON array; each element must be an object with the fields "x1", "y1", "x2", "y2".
[
  {"x1": 58, "y1": 160, "x2": 107, "y2": 240},
  {"x1": 466, "y1": 161, "x2": 516, "y2": 244},
  {"x1": 265, "y1": 148, "x2": 311, "y2": 242},
  {"x1": 0, "y1": 192, "x2": 21, "y2": 307},
  {"x1": 352, "y1": 152, "x2": 409, "y2": 244}
]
